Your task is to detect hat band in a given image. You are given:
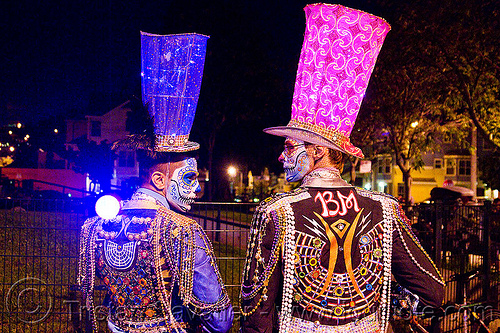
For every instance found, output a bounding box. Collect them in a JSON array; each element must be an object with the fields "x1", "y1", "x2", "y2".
[
  {"x1": 155, "y1": 134, "x2": 189, "y2": 149},
  {"x1": 288, "y1": 119, "x2": 350, "y2": 147}
]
